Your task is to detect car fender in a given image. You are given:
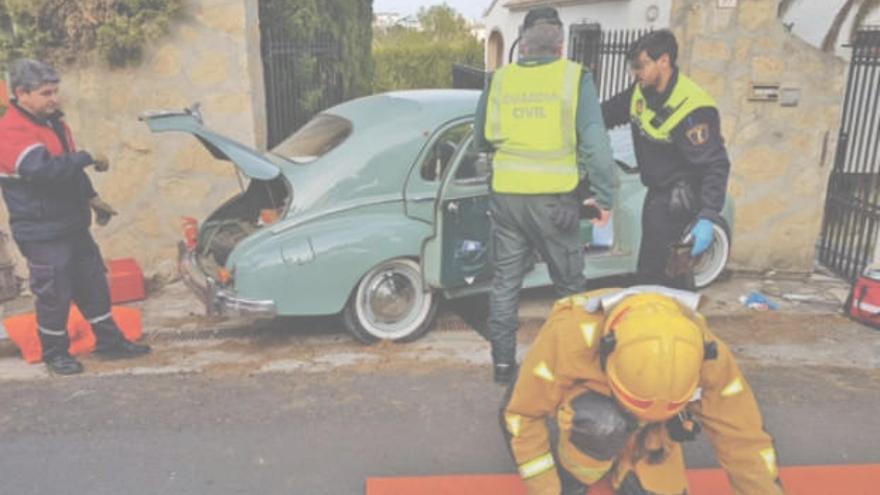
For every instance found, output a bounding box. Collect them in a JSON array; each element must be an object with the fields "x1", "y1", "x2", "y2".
[{"x1": 227, "y1": 203, "x2": 433, "y2": 316}]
